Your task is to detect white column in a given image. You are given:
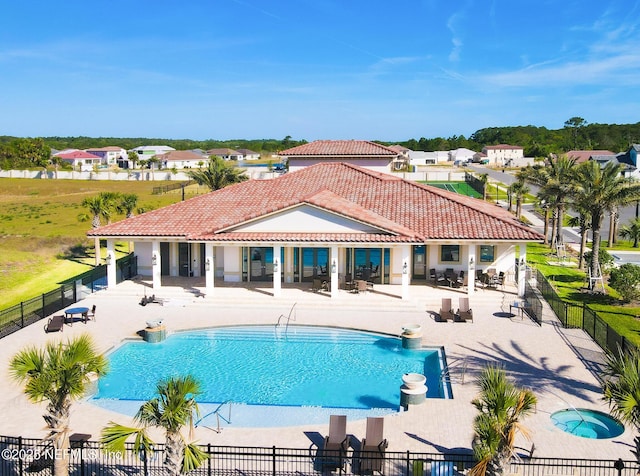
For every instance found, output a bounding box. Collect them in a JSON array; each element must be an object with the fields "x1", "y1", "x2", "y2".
[
  {"x1": 518, "y1": 244, "x2": 526, "y2": 297},
  {"x1": 152, "y1": 241, "x2": 161, "y2": 290},
  {"x1": 401, "y1": 245, "x2": 410, "y2": 300},
  {"x1": 273, "y1": 245, "x2": 282, "y2": 297},
  {"x1": 330, "y1": 246, "x2": 339, "y2": 298},
  {"x1": 467, "y1": 245, "x2": 476, "y2": 296},
  {"x1": 106, "y1": 239, "x2": 117, "y2": 289},
  {"x1": 205, "y1": 244, "x2": 215, "y2": 296}
]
